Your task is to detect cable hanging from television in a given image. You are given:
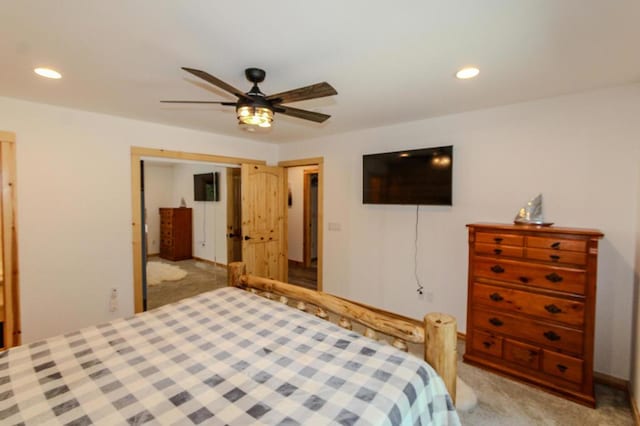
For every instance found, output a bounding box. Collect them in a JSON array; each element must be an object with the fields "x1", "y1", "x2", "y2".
[{"x1": 414, "y1": 205, "x2": 424, "y2": 295}]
